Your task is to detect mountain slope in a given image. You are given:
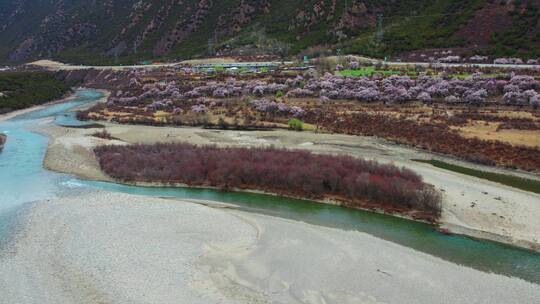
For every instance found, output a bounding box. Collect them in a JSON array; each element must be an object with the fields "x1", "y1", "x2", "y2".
[{"x1": 1, "y1": 0, "x2": 539, "y2": 64}]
